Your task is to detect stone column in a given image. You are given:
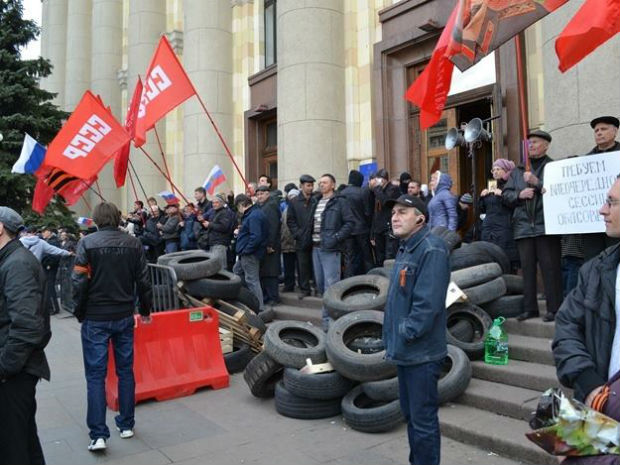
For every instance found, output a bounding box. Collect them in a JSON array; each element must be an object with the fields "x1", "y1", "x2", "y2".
[
  {"x1": 127, "y1": 0, "x2": 167, "y2": 204},
  {"x1": 64, "y1": 0, "x2": 92, "y2": 111},
  {"x1": 183, "y1": 0, "x2": 234, "y2": 194},
  {"x1": 90, "y1": 0, "x2": 123, "y2": 207},
  {"x1": 277, "y1": 0, "x2": 346, "y2": 187},
  {"x1": 40, "y1": 0, "x2": 68, "y2": 108}
]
